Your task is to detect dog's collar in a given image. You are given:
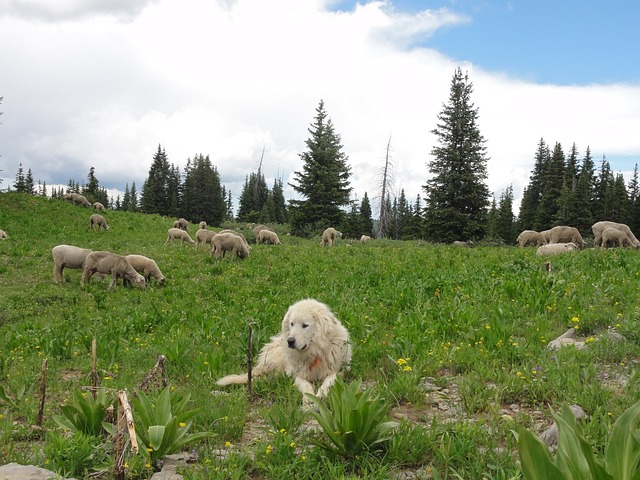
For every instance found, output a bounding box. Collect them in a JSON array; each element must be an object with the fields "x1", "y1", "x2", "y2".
[{"x1": 308, "y1": 357, "x2": 321, "y2": 370}]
